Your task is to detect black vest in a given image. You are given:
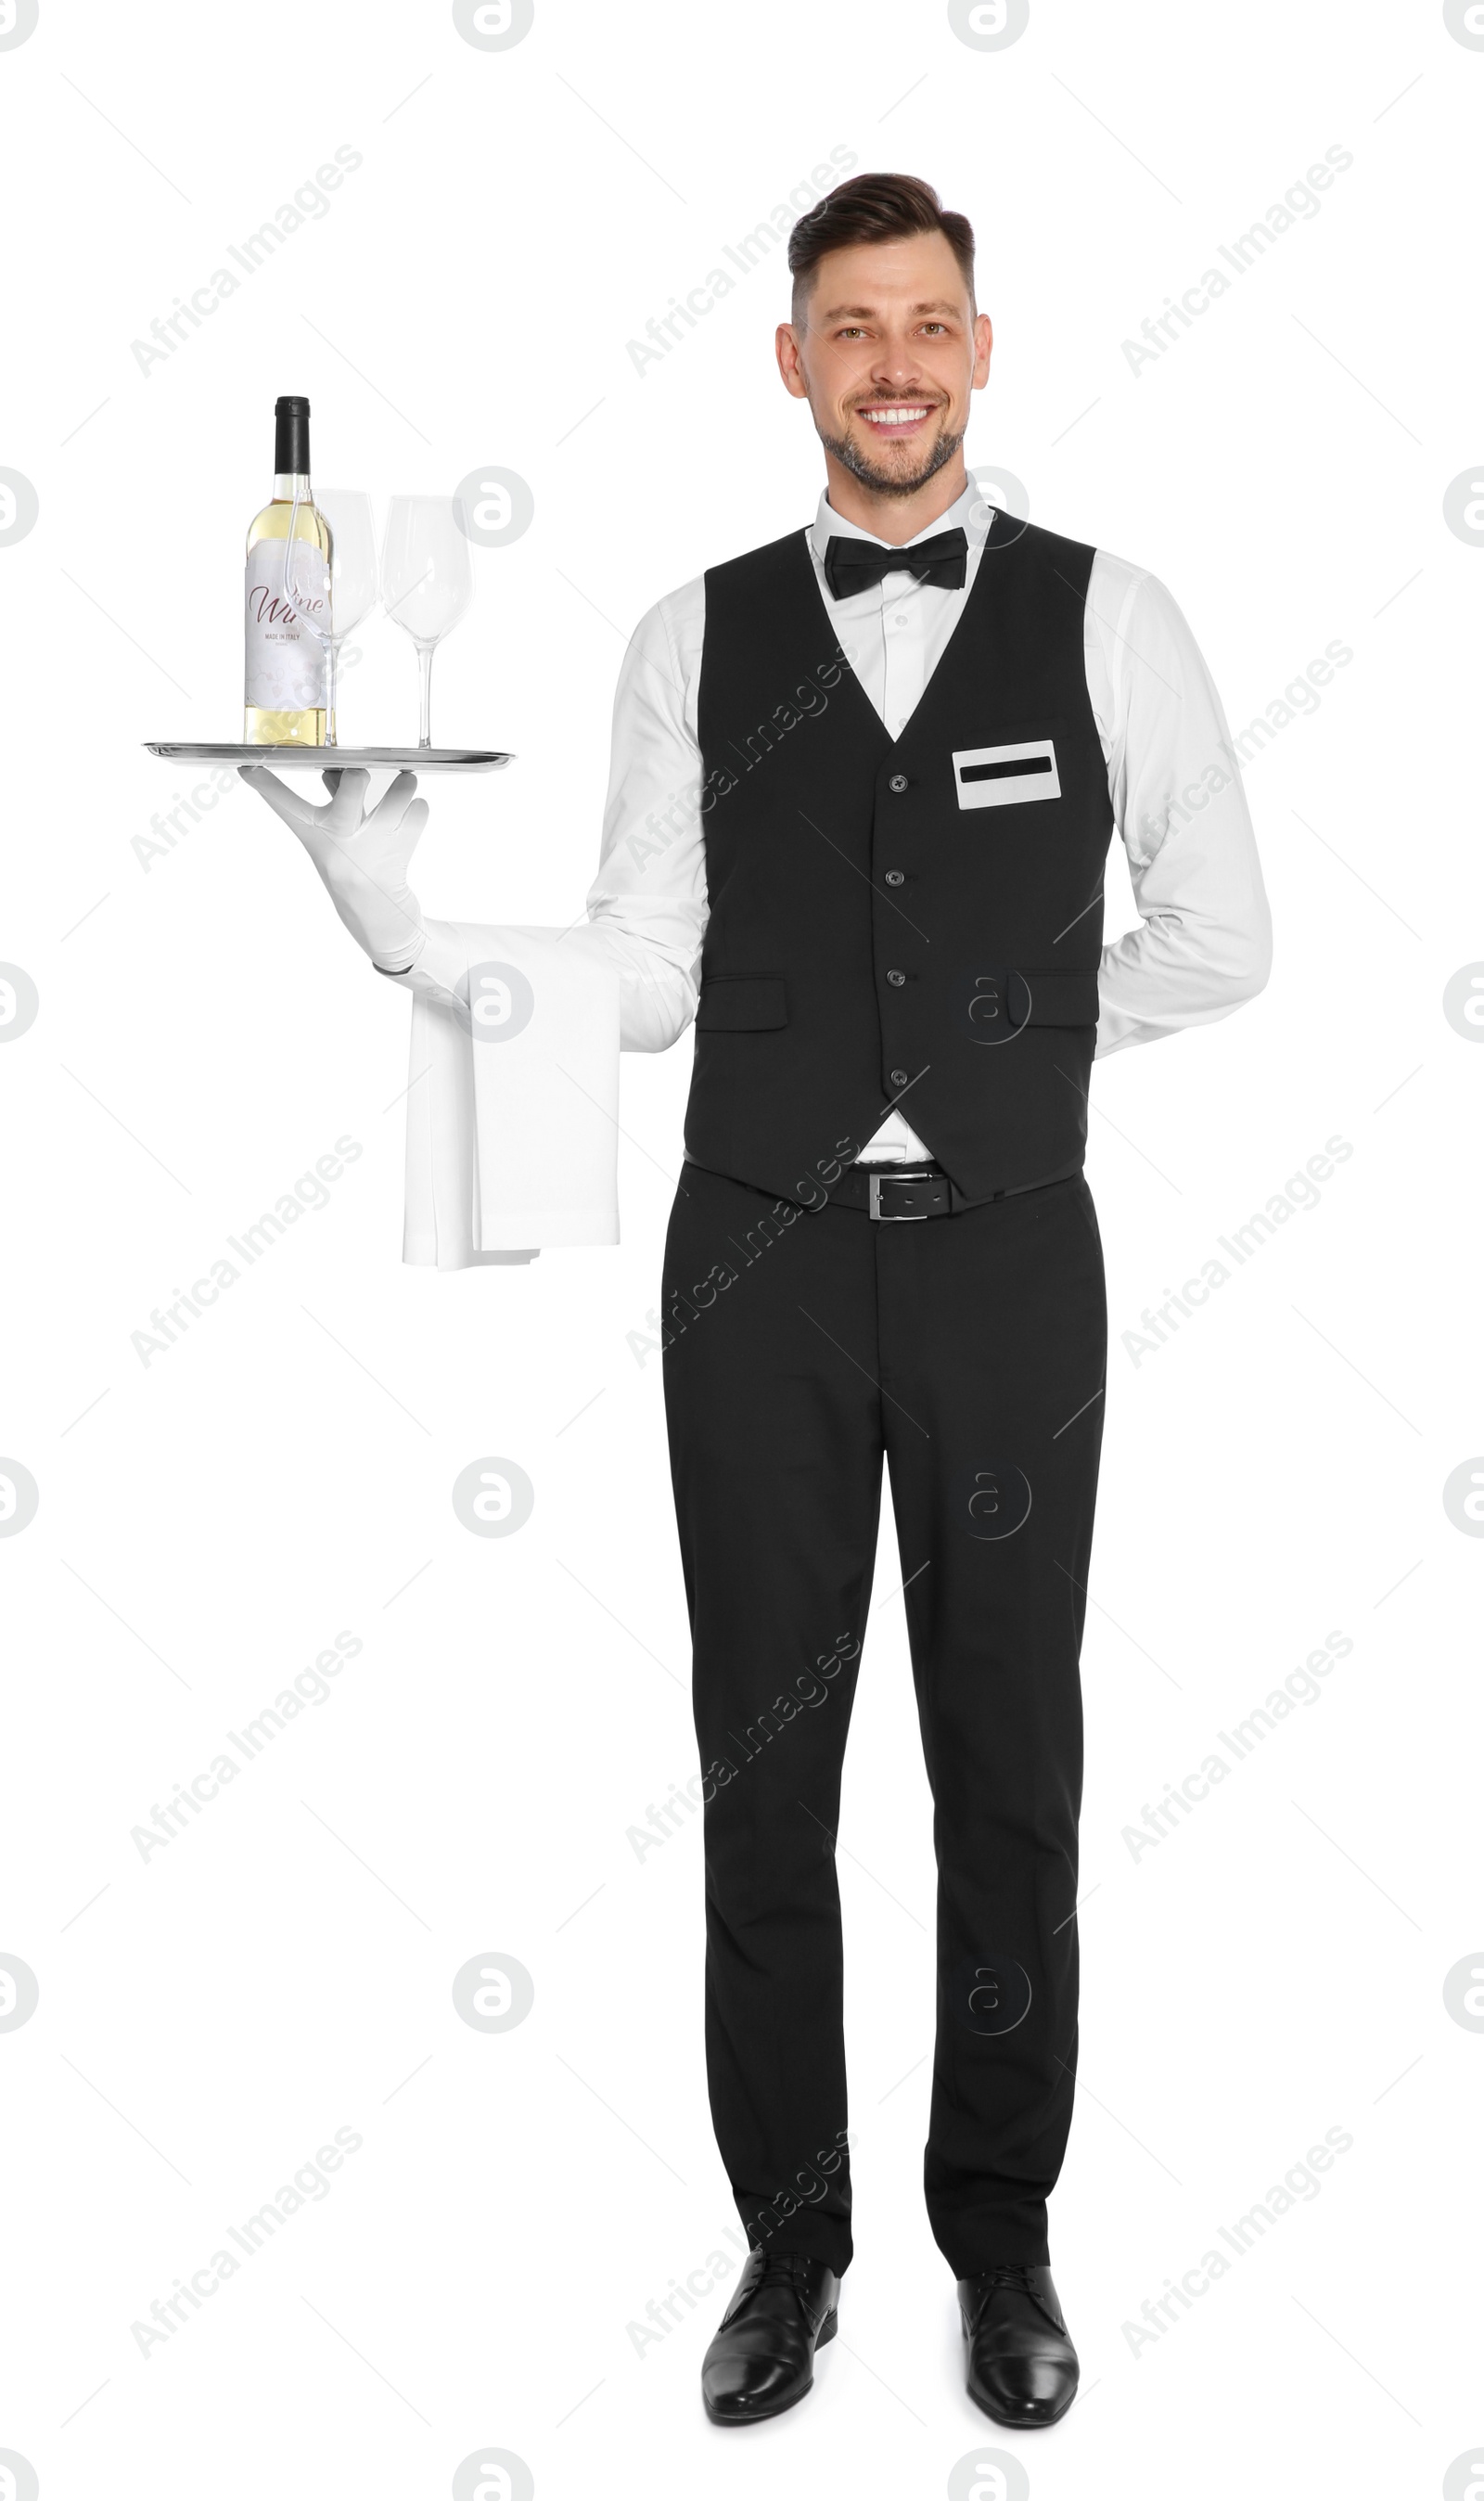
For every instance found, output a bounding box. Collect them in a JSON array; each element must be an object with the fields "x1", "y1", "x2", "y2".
[{"x1": 686, "y1": 509, "x2": 1115, "y2": 1208}]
